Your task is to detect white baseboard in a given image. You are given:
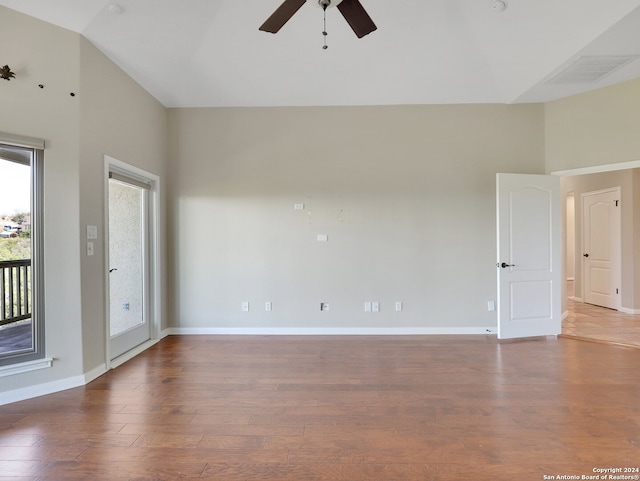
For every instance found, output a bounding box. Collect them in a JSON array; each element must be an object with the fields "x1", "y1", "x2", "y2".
[
  {"x1": 569, "y1": 296, "x2": 583, "y2": 302},
  {"x1": 0, "y1": 363, "x2": 107, "y2": 407},
  {"x1": 164, "y1": 326, "x2": 497, "y2": 336},
  {"x1": 110, "y1": 338, "x2": 160, "y2": 369},
  {"x1": 619, "y1": 307, "x2": 640, "y2": 315},
  {"x1": 0, "y1": 372, "x2": 87, "y2": 406},
  {"x1": 84, "y1": 363, "x2": 107, "y2": 384}
]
